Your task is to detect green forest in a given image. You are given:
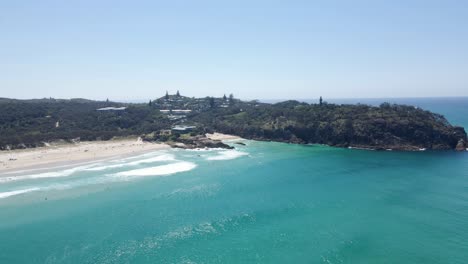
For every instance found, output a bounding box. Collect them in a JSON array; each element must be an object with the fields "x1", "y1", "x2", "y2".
[{"x1": 0, "y1": 95, "x2": 466, "y2": 151}]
